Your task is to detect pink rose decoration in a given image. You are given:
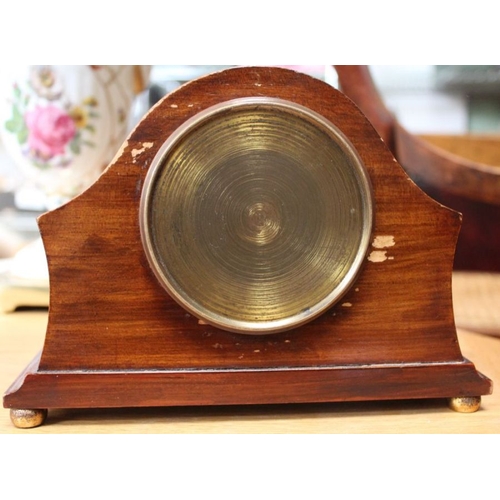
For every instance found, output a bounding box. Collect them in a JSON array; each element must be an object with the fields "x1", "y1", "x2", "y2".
[{"x1": 25, "y1": 105, "x2": 76, "y2": 159}]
